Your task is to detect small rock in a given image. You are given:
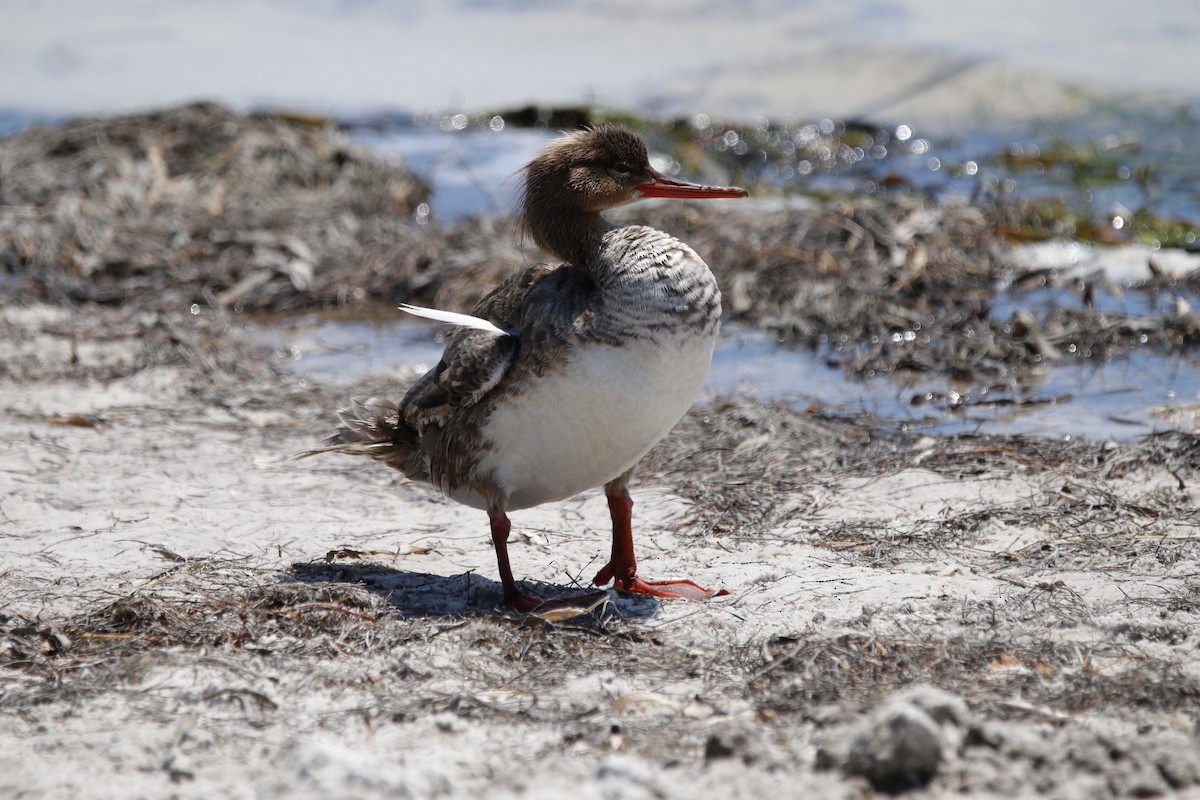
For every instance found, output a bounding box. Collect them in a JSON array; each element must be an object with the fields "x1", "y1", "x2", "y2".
[
  {"x1": 845, "y1": 702, "x2": 943, "y2": 791},
  {"x1": 901, "y1": 686, "x2": 973, "y2": 751},
  {"x1": 841, "y1": 687, "x2": 973, "y2": 792}
]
